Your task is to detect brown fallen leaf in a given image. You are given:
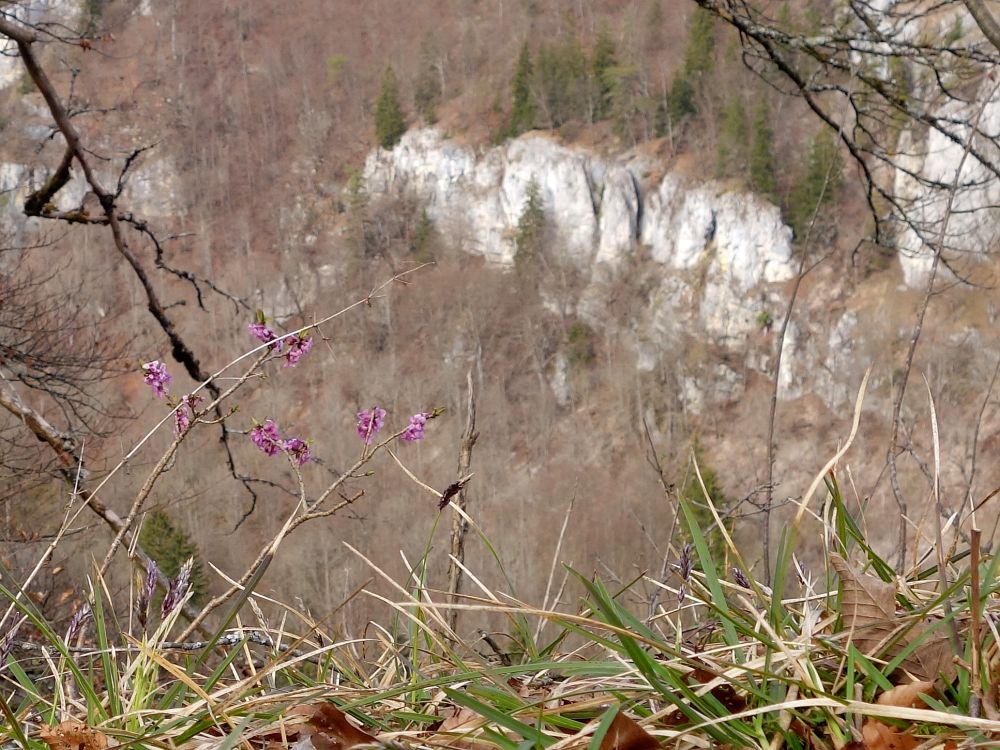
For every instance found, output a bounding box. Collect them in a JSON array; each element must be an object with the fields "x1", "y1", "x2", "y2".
[
  {"x1": 861, "y1": 719, "x2": 918, "y2": 750},
  {"x1": 831, "y1": 554, "x2": 896, "y2": 653},
  {"x1": 307, "y1": 703, "x2": 378, "y2": 750},
  {"x1": 253, "y1": 702, "x2": 377, "y2": 750},
  {"x1": 877, "y1": 681, "x2": 935, "y2": 709},
  {"x1": 39, "y1": 720, "x2": 108, "y2": 750},
  {"x1": 437, "y1": 706, "x2": 493, "y2": 750},
  {"x1": 597, "y1": 709, "x2": 660, "y2": 750},
  {"x1": 831, "y1": 555, "x2": 955, "y2": 682}
]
